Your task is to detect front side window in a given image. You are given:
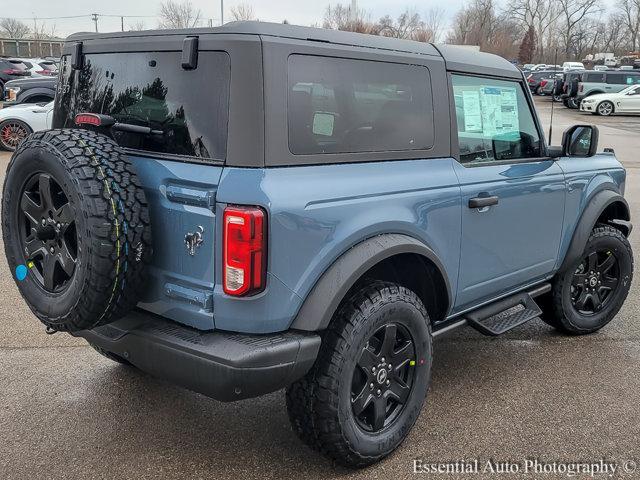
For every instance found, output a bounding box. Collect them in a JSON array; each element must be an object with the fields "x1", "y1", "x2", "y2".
[
  {"x1": 287, "y1": 55, "x2": 434, "y2": 155},
  {"x1": 452, "y1": 75, "x2": 542, "y2": 164},
  {"x1": 607, "y1": 73, "x2": 640, "y2": 85}
]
